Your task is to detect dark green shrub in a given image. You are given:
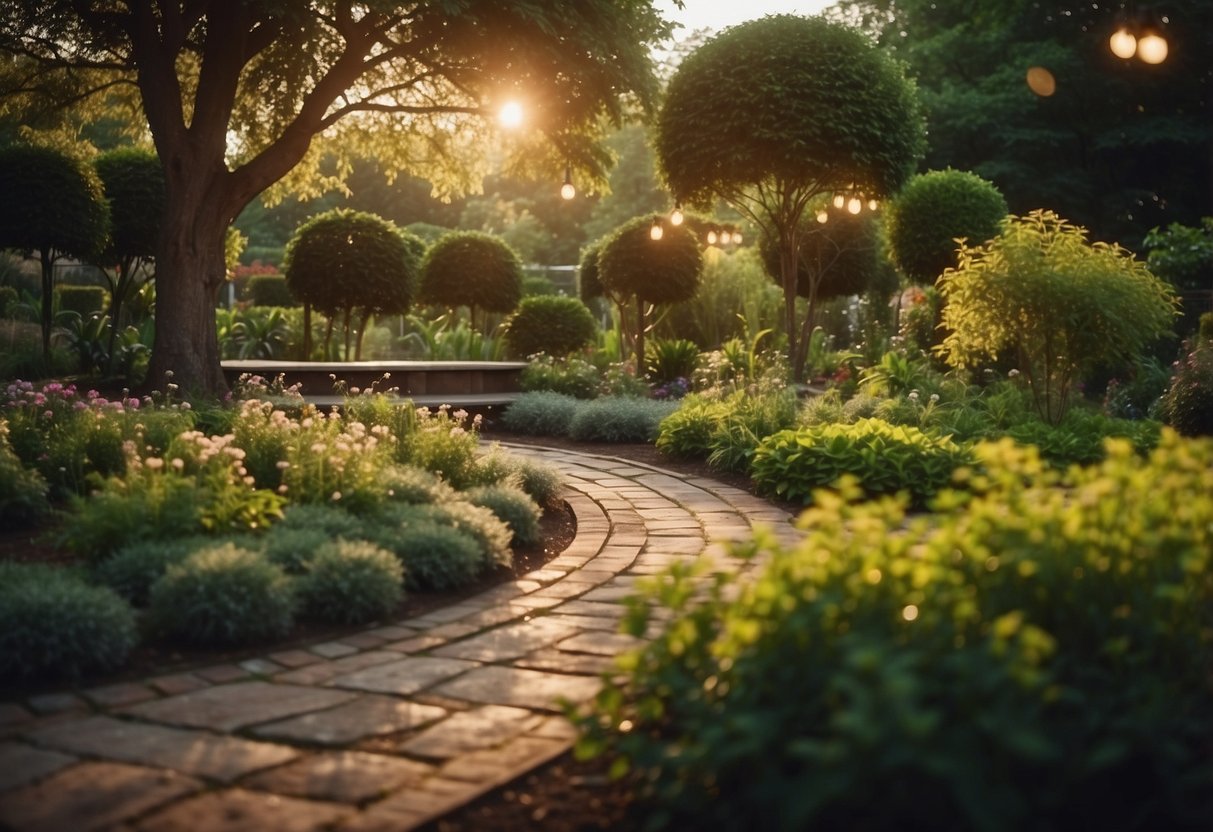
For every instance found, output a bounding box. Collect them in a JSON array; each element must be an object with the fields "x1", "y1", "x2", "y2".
[
  {"x1": 246, "y1": 274, "x2": 297, "y2": 307},
  {"x1": 1200, "y1": 311, "x2": 1213, "y2": 343},
  {"x1": 368, "y1": 516, "x2": 484, "y2": 591},
  {"x1": 1158, "y1": 345, "x2": 1213, "y2": 437},
  {"x1": 59, "y1": 473, "x2": 206, "y2": 559},
  {"x1": 504, "y1": 295, "x2": 597, "y2": 358},
  {"x1": 1102, "y1": 355, "x2": 1171, "y2": 420},
  {"x1": 94, "y1": 536, "x2": 215, "y2": 605},
  {"x1": 466, "y1": 484, "x2": 542, "y2": 547},
  {"x1": 0, "y1": 563, "x2": 137, "y2": 681},
  {"x1": 705, "y1": 389, "x2": 798, "y2": 473},
  {"x1": 883, "y1": 168, "x2": 1007, "y2": 283},
  {"x1": 278, "y1": 503, "x2": 365, "y2": 538},
  {"x1": 0, "y1": 285, "x2": 17, "y2": 317},
  {"x1": 148, "y1": 543, "x2": 296, "y2": 646},
  {"x1": 569, "y1": 397, "x2": 678, "y2": 443},
  {"x1": 419, "y1": 230, "x2": 523, "y2": 319},
  {"x1": 296, "y1": 540, "x2": 404, "y2": 624},
  {"x1": 0, "y1": 424, "x2": 48, "y2": 528},
  {"x1": 1006, "y1": 410, "x2": 1160, "y2": 468},
  {"x1": 260, "y1": 526, "x2": 331, "y2": 574},
  {"x1": 644, "y1": 337, "x2": 700, "y2": 384},
  {"x1": 373, "y1": 499, "x2": 512, "y2": 572},
  {"x1": 56, "y1": 285, "x2": 106, "y2": 317},
  {"x1": 579, "y1": 435, "x2": 1213, "y2": 832},
  {"x1": 501, "y1": 391, "x2": 580, "y2": 436},
  {"x1": 752, "y1": 418, "x2": 973, "y2": 506},
  {"x1": 656, "y1": 396, "x2": 729, "y2": 459},
  {"x1": 519, "y1": 355, "x2": 602, "y2": 399}
]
